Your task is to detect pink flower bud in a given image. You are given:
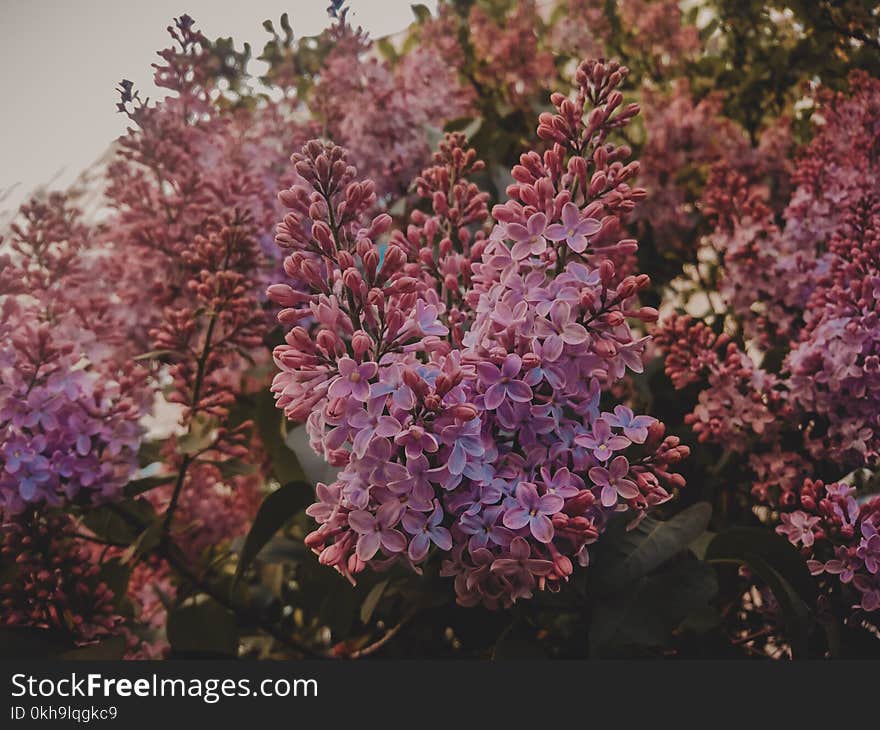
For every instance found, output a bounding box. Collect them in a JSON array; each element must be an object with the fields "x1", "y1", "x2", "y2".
[{"x1": 351, "y1": 330, "x2": 373, "y2": 358}]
